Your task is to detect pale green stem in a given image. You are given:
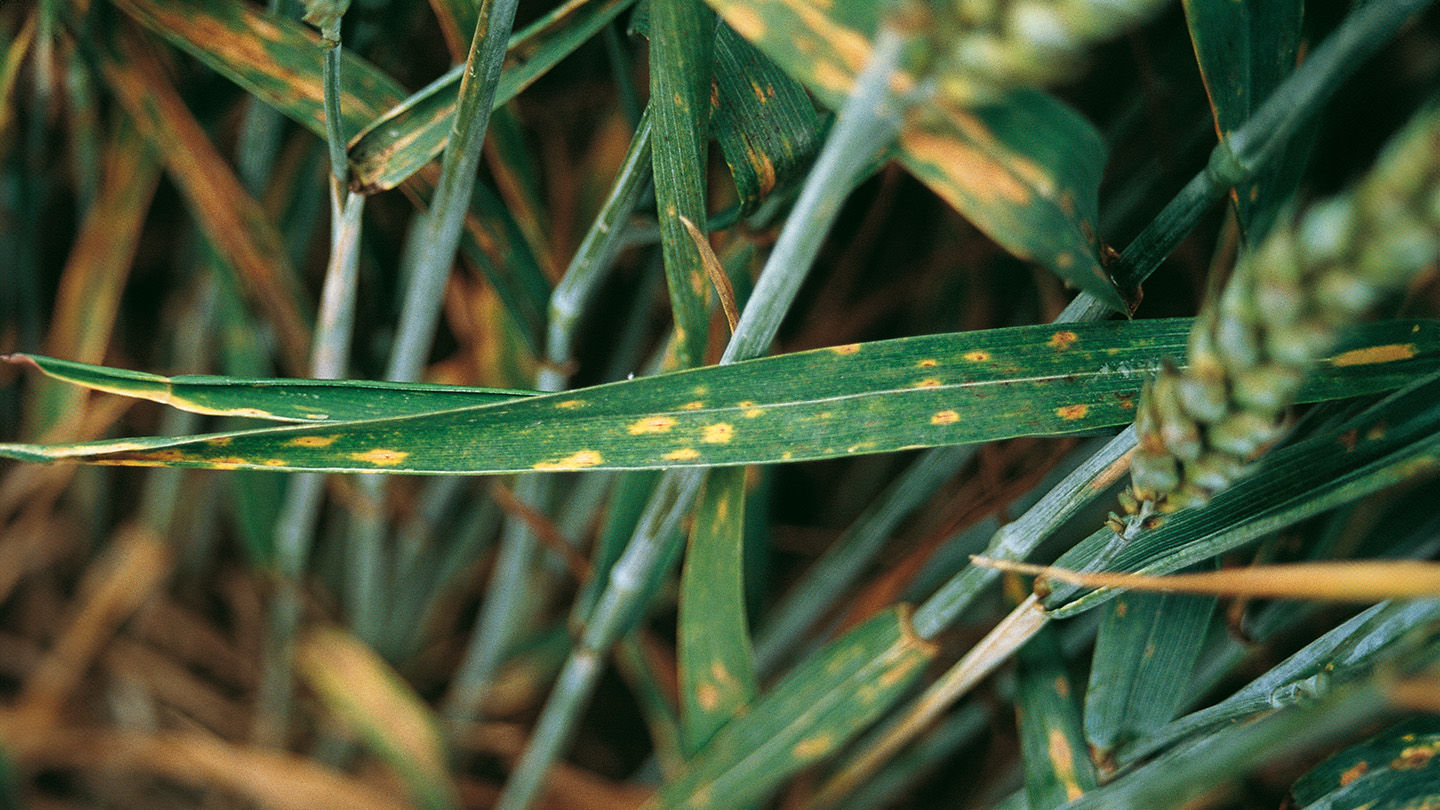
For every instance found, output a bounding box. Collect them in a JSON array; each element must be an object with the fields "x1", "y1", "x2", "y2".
[
  {"x1": 386, "y1": 0, "x2": 522, "y2": 383},
  {"x1": 440, "y1": 107, "x2": 653, "y2": 728}
]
